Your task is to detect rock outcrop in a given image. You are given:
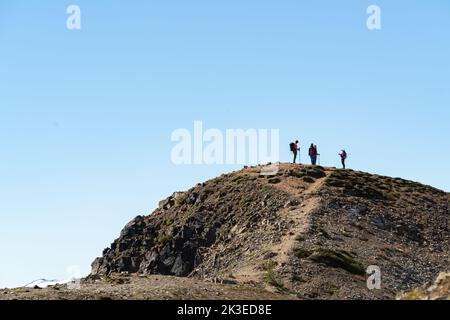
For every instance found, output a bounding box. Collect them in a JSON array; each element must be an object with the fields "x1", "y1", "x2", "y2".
[
  {"x1": 399, "y1": 272, "x2": 450, "y2": 300},
  {"x1": 91, "y1": 164, "x2": 449, "y2": 299}
]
